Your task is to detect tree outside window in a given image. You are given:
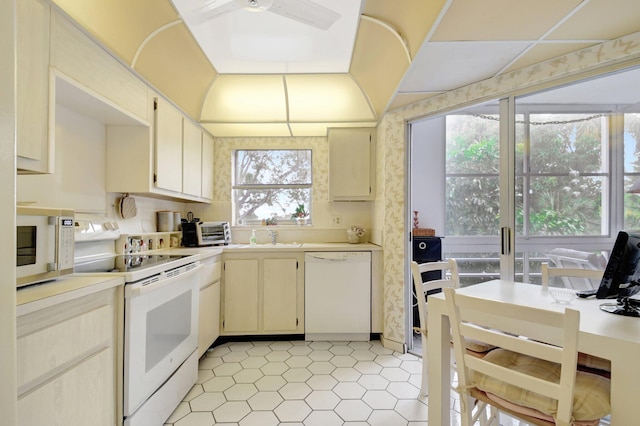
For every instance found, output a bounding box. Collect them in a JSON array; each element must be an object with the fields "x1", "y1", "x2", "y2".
[{"x1": 233, "y1": 149, "x2": 312, "y2": 225}]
